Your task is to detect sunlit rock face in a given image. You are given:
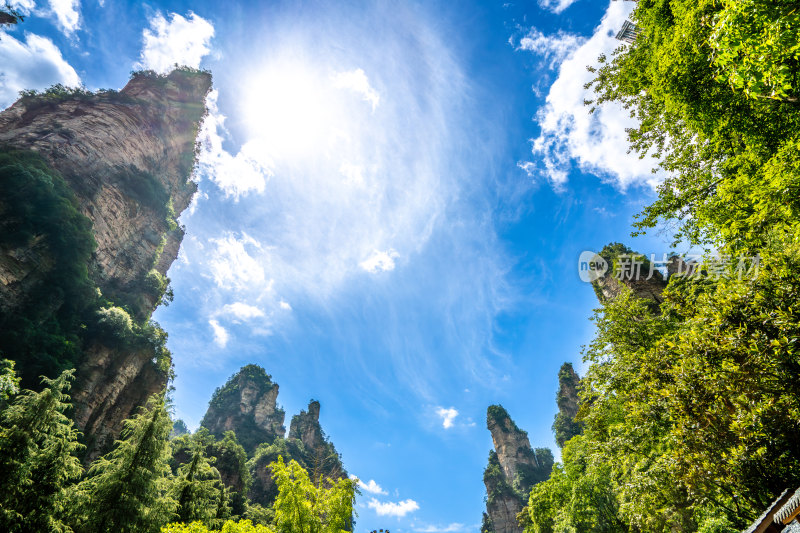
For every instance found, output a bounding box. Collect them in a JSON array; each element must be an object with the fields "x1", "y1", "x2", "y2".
[
  {"x1": 483, "y1": 405, "x2": 554, "y2": 533},
  {"x1": 0, "y1": 69, "x2": 211, "y2": 459},
  {"x1": 289, "y1": 400, "x2": 323, "y2": 454},
  {"x1": 201, "y1": 365, "x2": 287, "y2": 454}
]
